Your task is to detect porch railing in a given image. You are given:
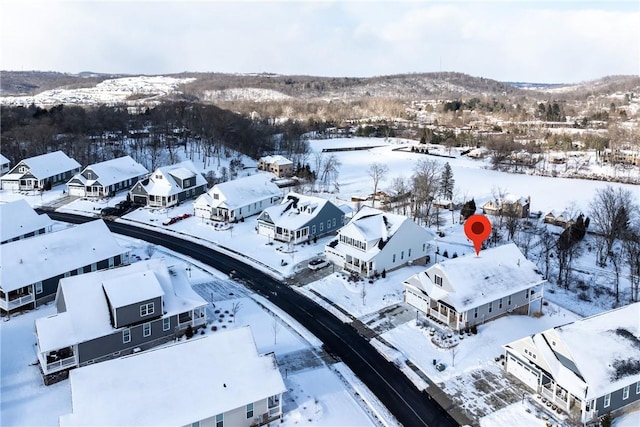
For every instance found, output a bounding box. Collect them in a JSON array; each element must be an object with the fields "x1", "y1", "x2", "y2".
[
  {"x1": 0, "y1": 293, "x2": 35, "y2": 311},
  {"x1": 43, "y1": 355, "x2": 78, "y2": 374},
  {"x1": 539, "y1": 386, "x2": 569, "y2": 409}
]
